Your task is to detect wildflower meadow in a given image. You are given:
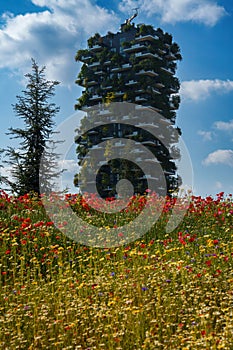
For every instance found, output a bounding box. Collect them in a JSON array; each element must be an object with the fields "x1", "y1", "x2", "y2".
[{"x1": 0, "y1": 190, "x2": 233, "y2": 349}]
